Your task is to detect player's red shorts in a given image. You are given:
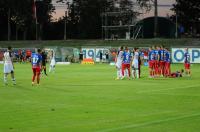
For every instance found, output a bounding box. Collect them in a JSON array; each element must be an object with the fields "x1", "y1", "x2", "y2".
[
  {"x1": 32, "y1": 67, "x2": 41, "y2": 74},
  {"x1": 165, "y1": 62, "x2": 170, "y2": 69},
  {"x1": 122, "y1": 63, "x2": 130, "y2": 69},
  {"x1": 154, "y1": 60, "x2": 159, "y2": 68},
  {"x1": 149, "y1": 61, "x2": 154, "y2": 69},
  {"x1": 184, "y1": 63, "x2": 190, "y2": 69},
  {"x1": 159, "y1": 61, "x2": 165, "y2": 68}
]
